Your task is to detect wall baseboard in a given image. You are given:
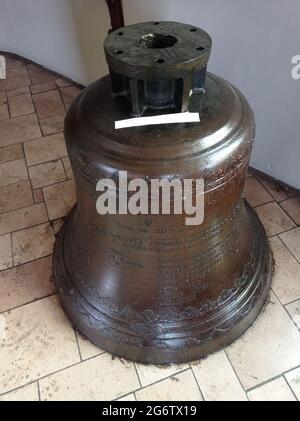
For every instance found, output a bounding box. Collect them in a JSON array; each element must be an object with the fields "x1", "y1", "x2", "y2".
[{"x1": 1, "y1": 50, "x2": 85, "y2": 90}]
